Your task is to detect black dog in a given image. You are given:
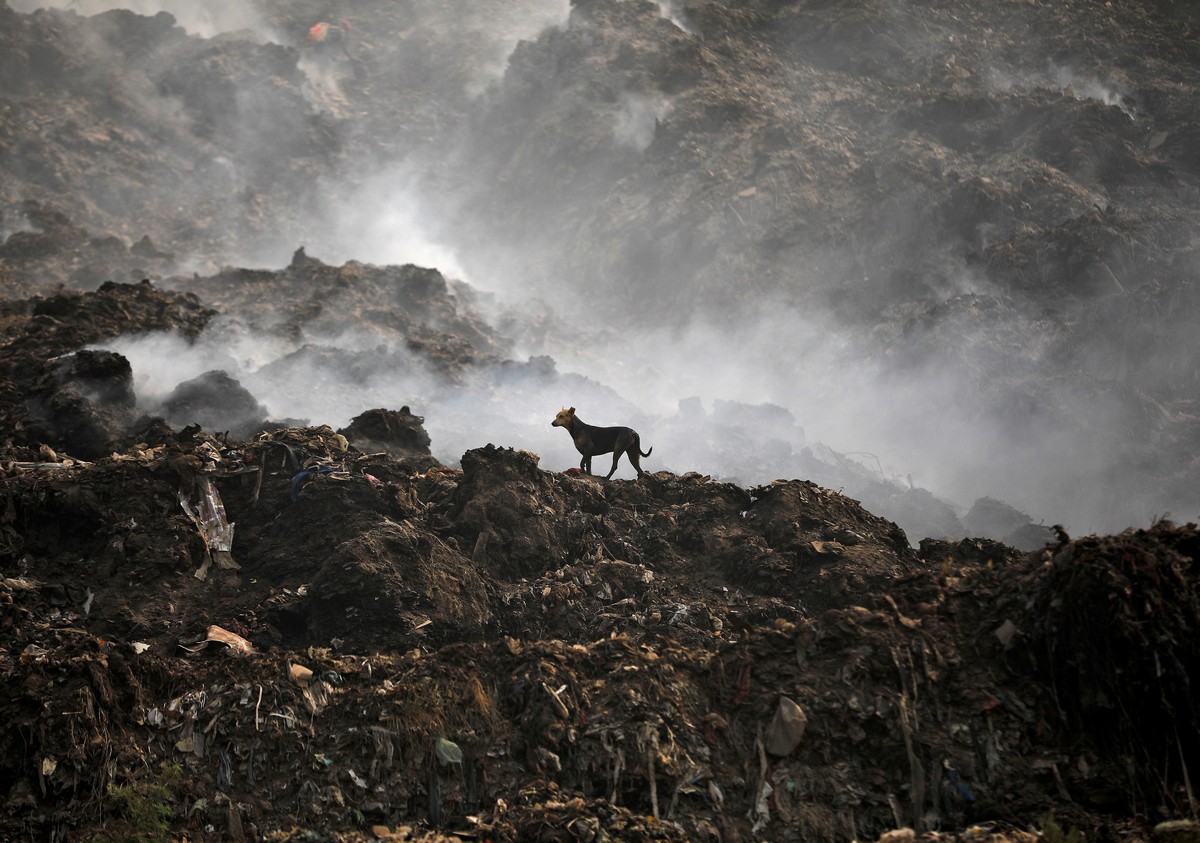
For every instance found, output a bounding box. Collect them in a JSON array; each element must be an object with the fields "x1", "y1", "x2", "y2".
[{"x1": 552, "y1": 406, "x2": 652, "y2": 479}]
